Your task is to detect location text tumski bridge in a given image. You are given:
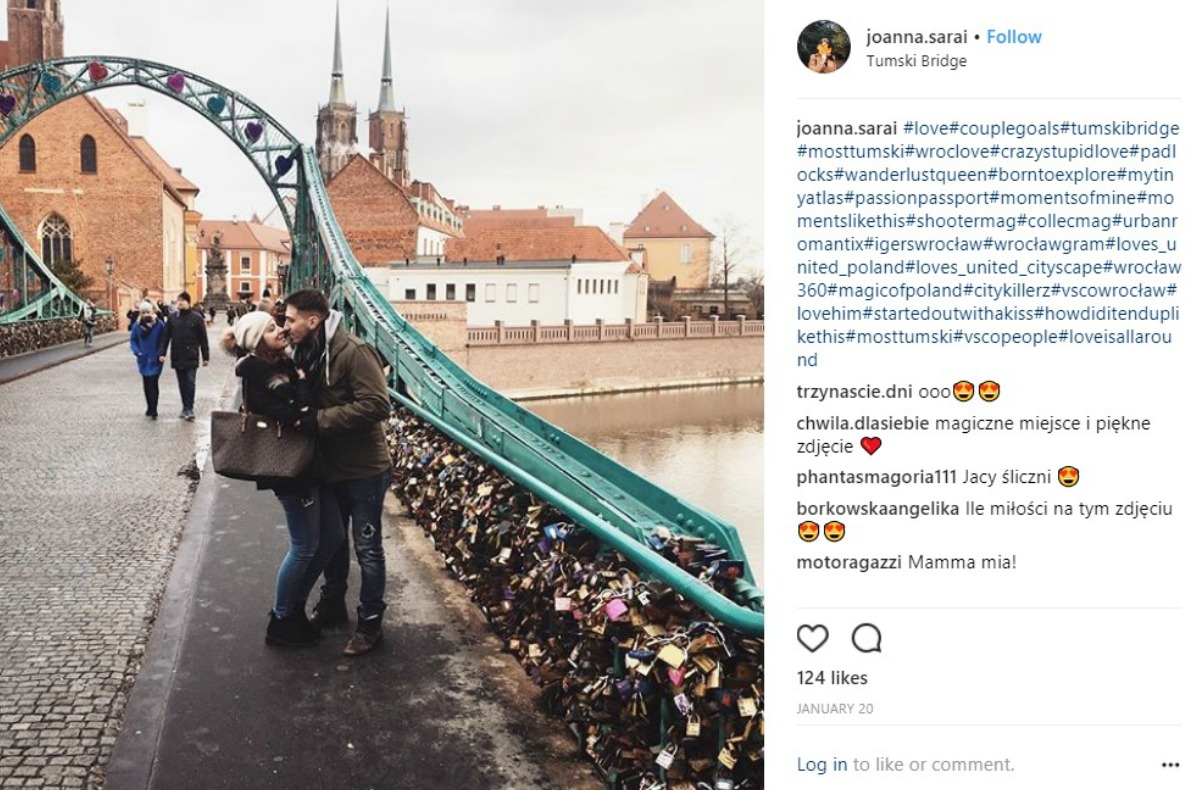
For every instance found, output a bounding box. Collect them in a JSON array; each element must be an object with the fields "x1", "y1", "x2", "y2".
[{"x1": 0, "y1": 57, "x2": 763, "y2": 632}]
